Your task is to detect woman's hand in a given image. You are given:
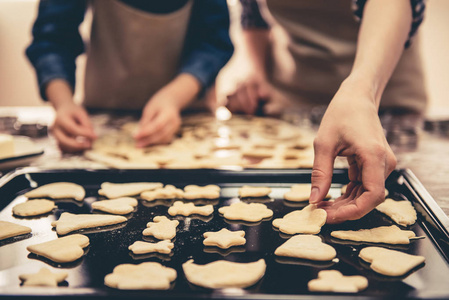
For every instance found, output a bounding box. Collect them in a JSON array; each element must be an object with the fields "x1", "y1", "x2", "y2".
[
  {"x1": 309, "y1": 79, "x2": 397, "y2": 224},
  {"x1": 134, "y1": 93, "x2": 182, "y2": 147},
  {"x1": 226, "y1": 72, "x2": 272, "y2": 115},
  {"x1": 52, "y1": 102, "x2": 97, "y2": 152}
]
